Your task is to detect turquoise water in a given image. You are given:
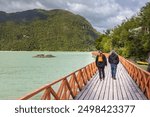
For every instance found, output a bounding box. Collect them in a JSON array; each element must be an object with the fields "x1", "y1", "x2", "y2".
[{"x1": 0, "y1": 51, "x2": 94, "y2": 99}]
